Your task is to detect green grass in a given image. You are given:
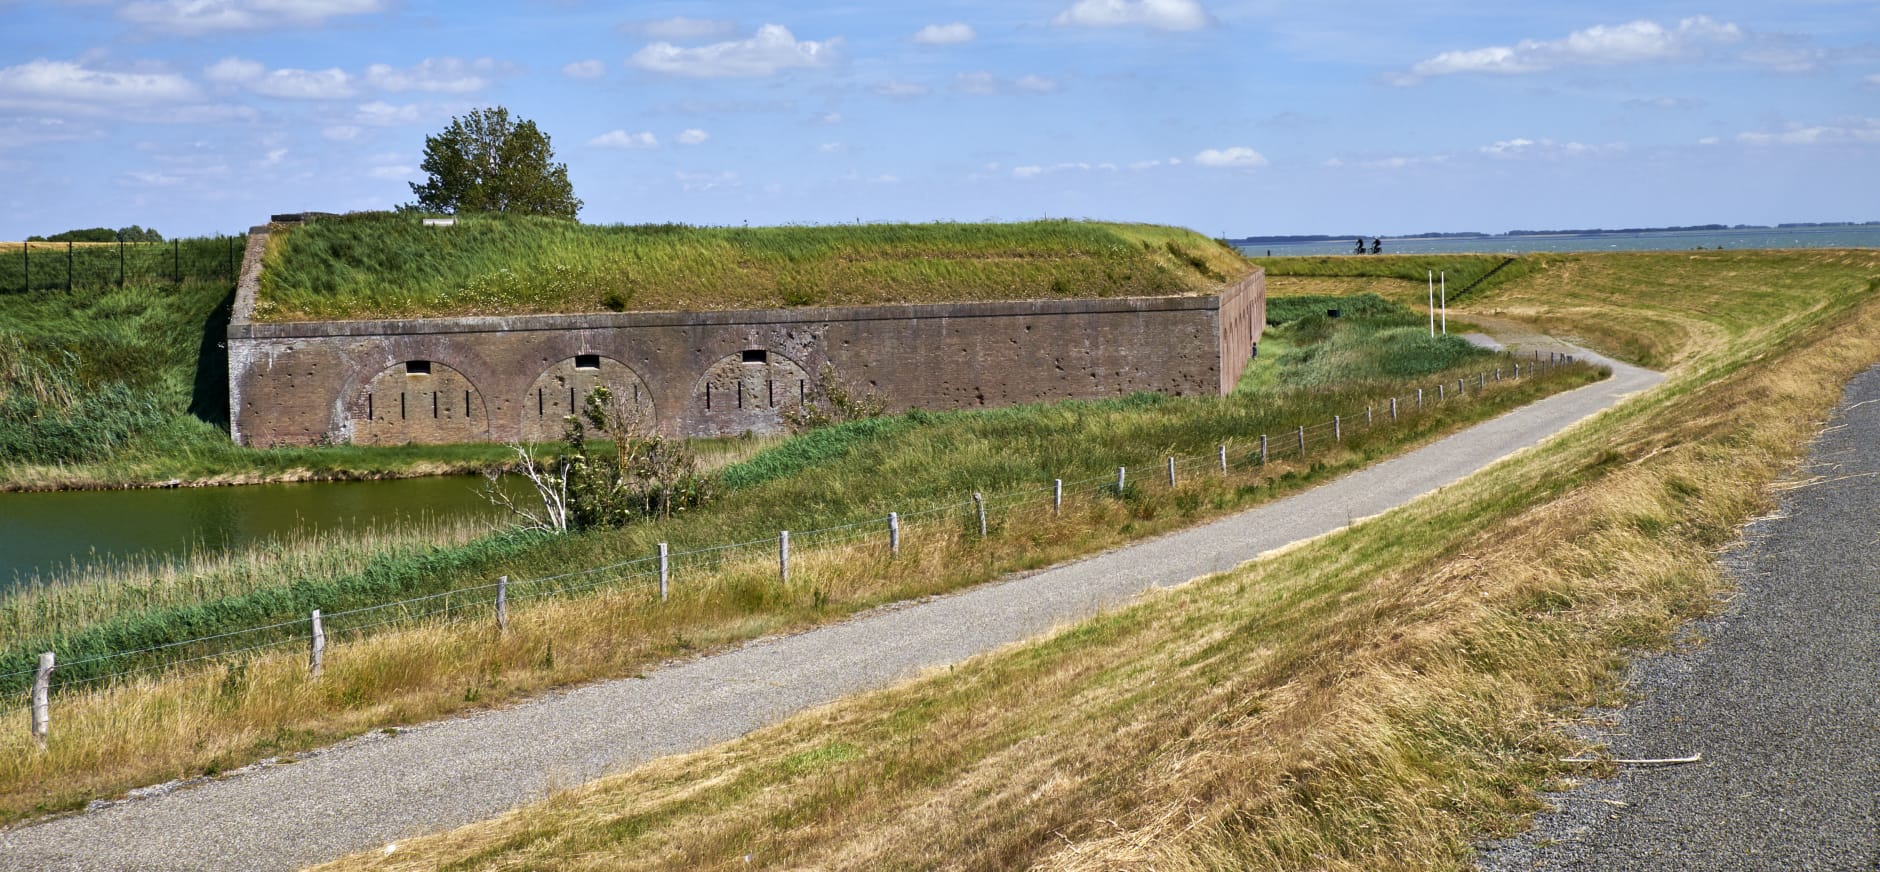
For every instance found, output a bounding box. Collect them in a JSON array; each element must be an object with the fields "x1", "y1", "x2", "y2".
[
  {"x1": 0, "y1": 305, "x2": 1538, "y2": 697},
  {"x1": 1249, "y1": 253, "x2": 1538, "y2": 302},
  {"x1": 254, "y1": 213, "x2": 1255, "y2": 321},
  {"x1": 0, "y1": 279, "x2": 524, "y2": 489}
]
